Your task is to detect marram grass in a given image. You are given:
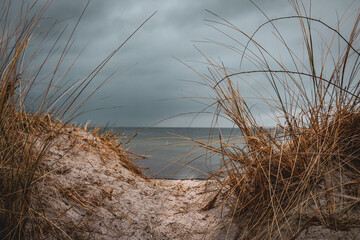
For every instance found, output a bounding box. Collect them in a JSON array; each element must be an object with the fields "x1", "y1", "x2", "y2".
[
  {"x1": 0, "y1": 1, "x2": 149, "y2": 239},
  {"x1": 195, "y1": 1, "x2": 360, "y2": 239}
]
